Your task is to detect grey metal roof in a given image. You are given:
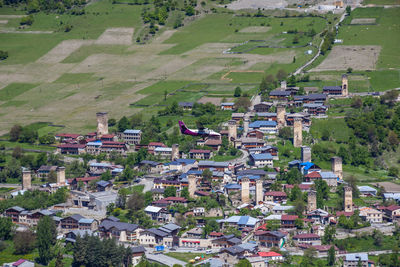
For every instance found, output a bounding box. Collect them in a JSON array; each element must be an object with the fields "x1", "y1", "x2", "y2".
[
  {"x1": 99, "y1": 219, "x2": 139, "y2": 232},
  {"x1": 144, "y1": 228, "x2": 169, "y2": 237},
  {"x1": 131, "y1": 246, "x2": 146, "y2": 253},
  {"x1": 159, "y1": 223, "x2": 181, "y2": 232},
  {"x1": 345, "y1": 253, "x2": 368, "y2": 262}
]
